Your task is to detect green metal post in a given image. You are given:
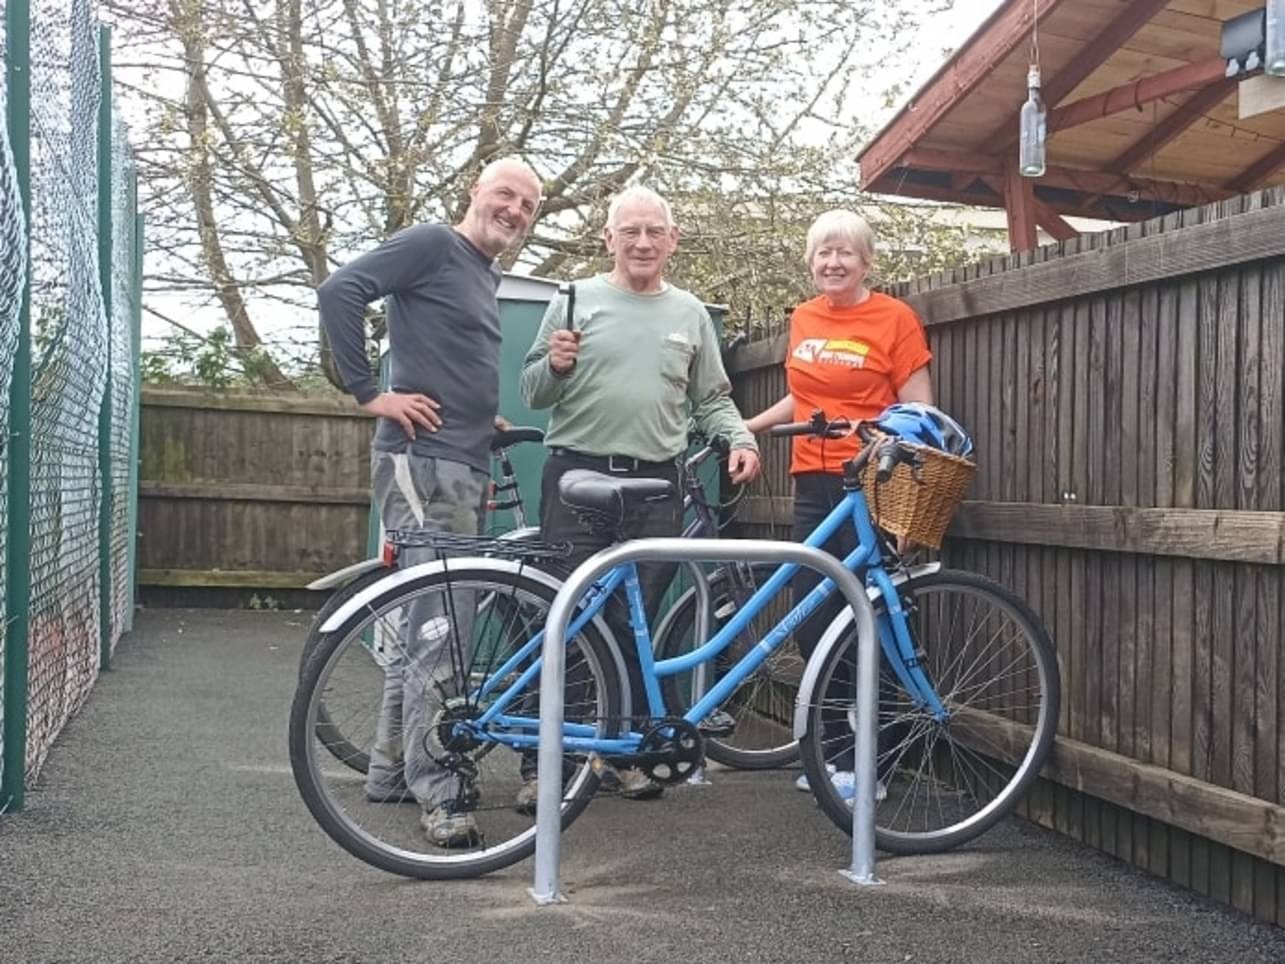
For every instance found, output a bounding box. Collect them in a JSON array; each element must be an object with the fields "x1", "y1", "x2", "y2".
[
  {"x1": 96, "y1": 24, "x2": 114, "y2": 669},
  {"x1": 2, "y1": 0, "x2": 33, "y2": 813},
  {"x1": 124, "y1": 205, "x2": 142, "y2": 633}
]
